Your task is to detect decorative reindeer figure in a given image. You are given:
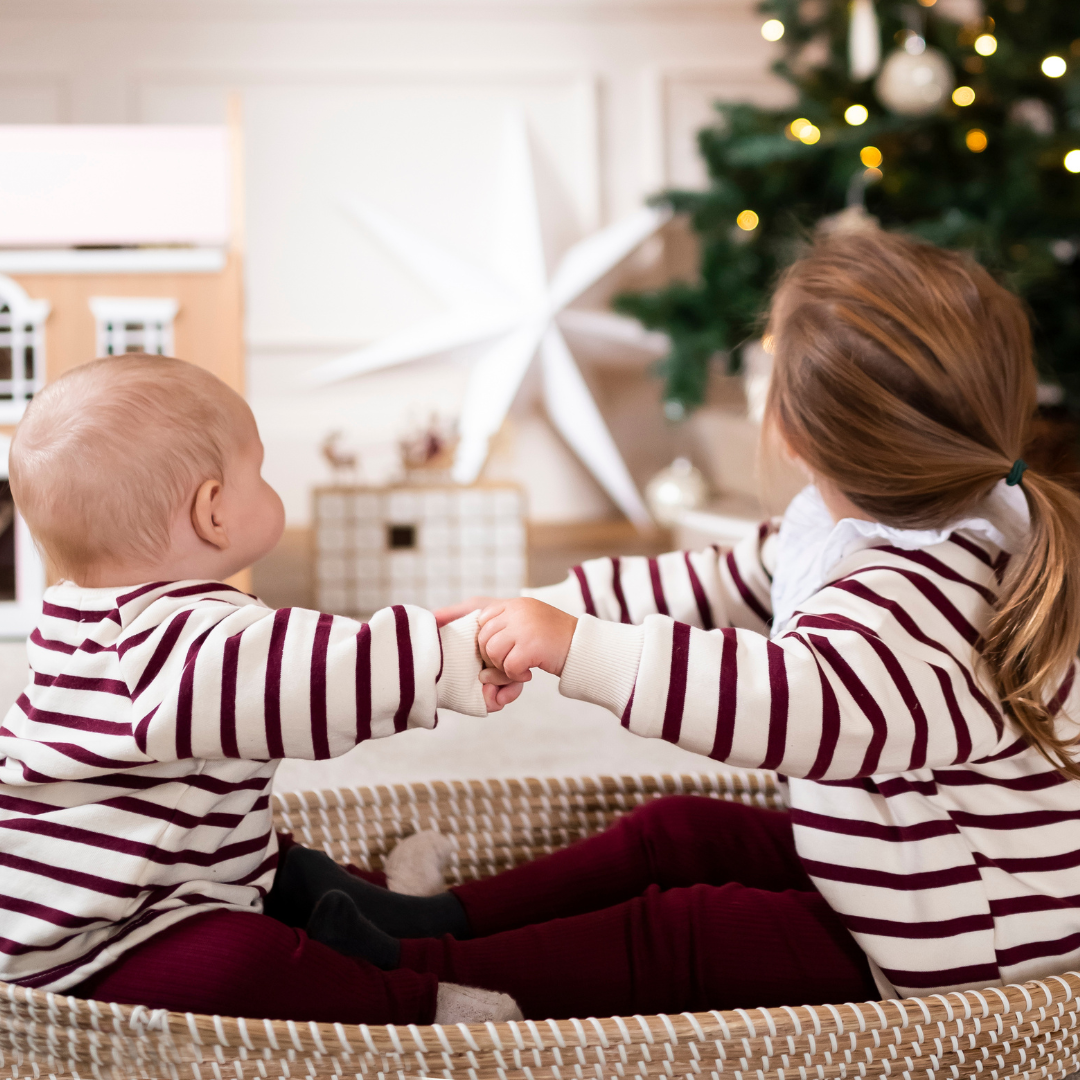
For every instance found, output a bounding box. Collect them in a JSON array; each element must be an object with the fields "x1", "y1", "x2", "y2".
[{"x1": 320, "y1": 430, "x2": 359, "y2": 480}]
